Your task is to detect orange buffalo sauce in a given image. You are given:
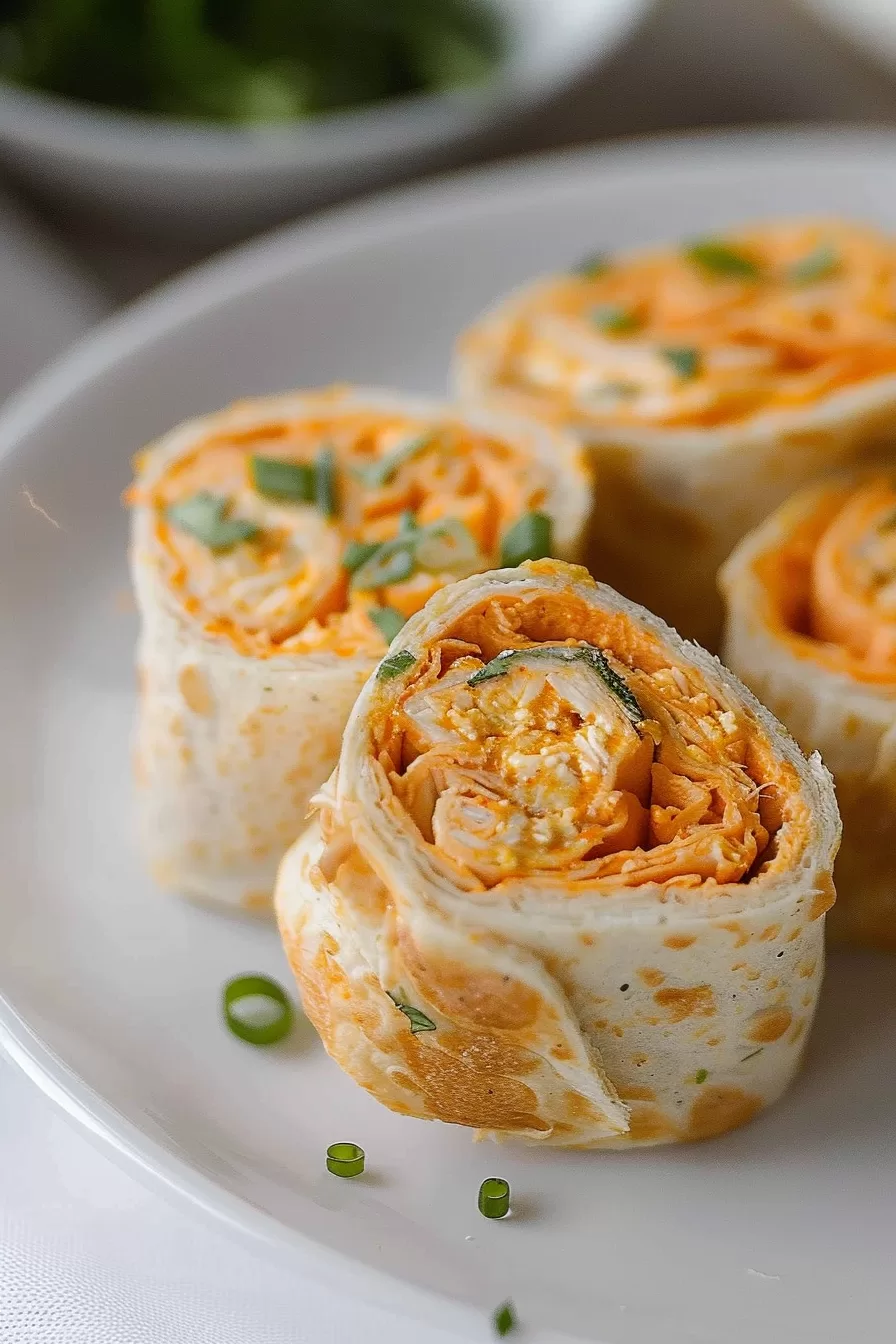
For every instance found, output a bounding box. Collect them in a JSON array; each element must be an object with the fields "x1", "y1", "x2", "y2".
[
  {"x1": 470, "y1": 219, "x2": 896, "y2": 430},
  {"x1": 128, "y1": 405, "x2": 546, "y2": 659}
]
